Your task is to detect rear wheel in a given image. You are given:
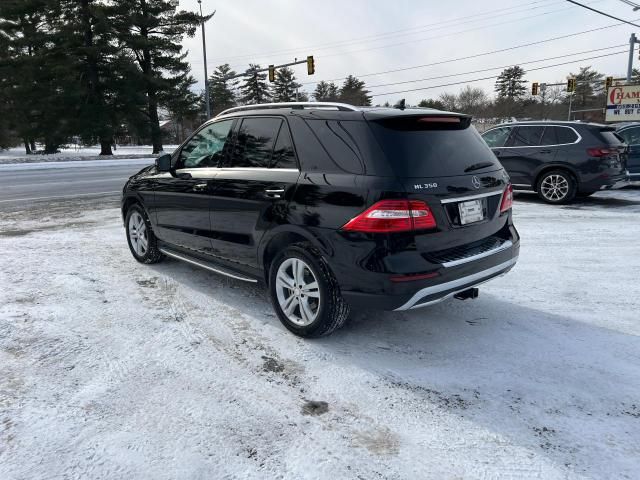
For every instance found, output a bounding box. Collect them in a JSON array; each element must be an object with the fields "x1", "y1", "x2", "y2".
[
  {"x1": 536, "y1": 170, "x2": 577, "y2": 204},
  {"x1": 125, "y1": 205, "x2": 164, "y2": 264},
  {"x1": 269, "y1": 243, "x2": 349, "y2": 338}
]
